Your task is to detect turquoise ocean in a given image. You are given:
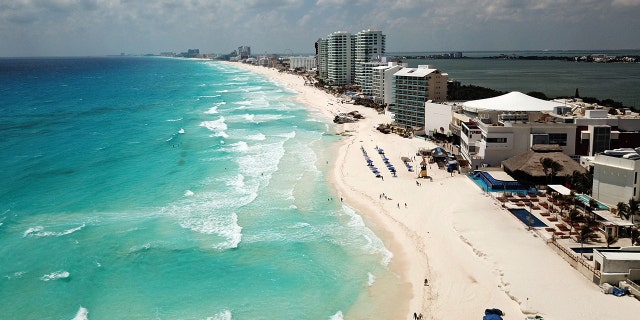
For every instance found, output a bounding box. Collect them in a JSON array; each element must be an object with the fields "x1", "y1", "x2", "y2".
[{"x1": 0, "y1": 57, "x2": 393, "y2": 319}]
